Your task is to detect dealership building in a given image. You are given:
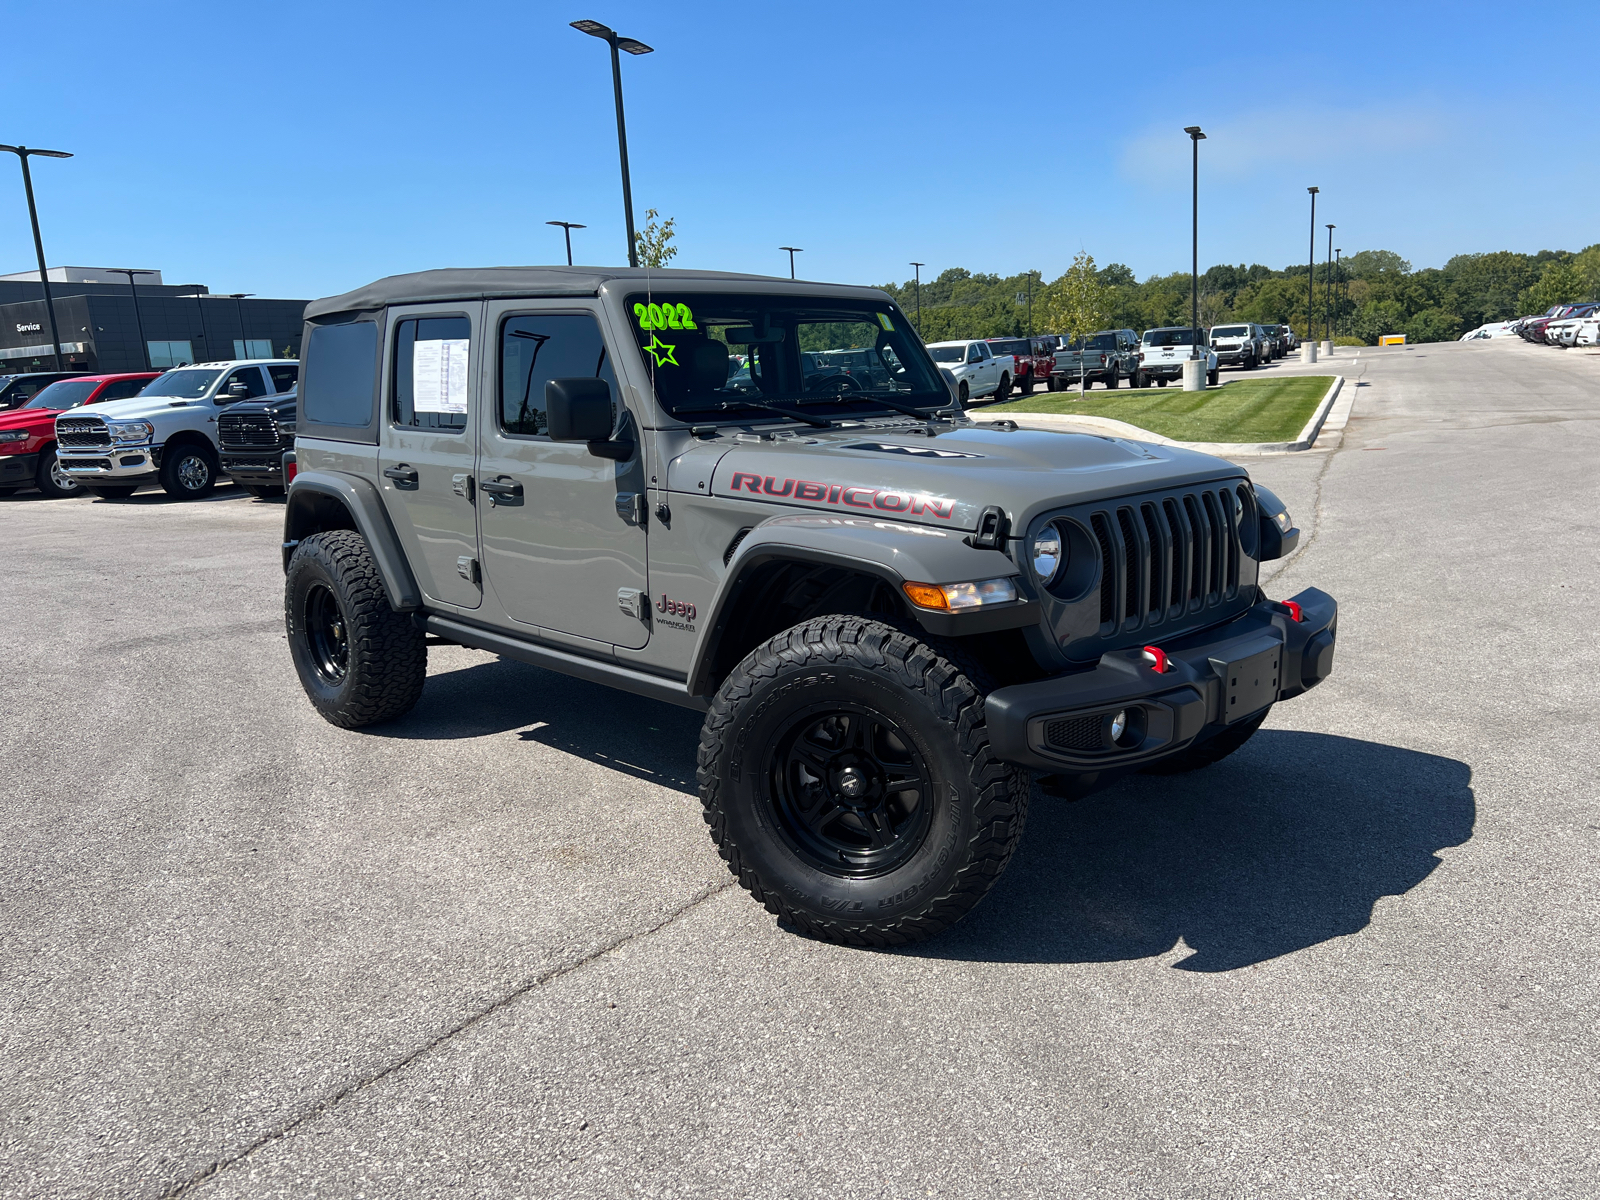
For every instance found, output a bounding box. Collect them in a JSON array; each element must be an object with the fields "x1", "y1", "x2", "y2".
[{"x1": 0, "y1": 267, "x2": 307, "y2": 375}]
